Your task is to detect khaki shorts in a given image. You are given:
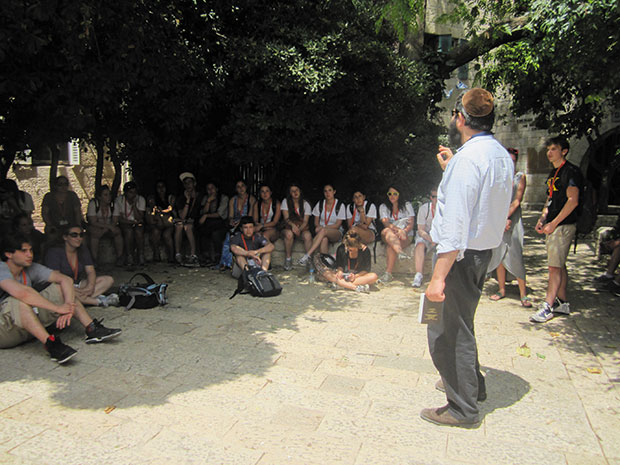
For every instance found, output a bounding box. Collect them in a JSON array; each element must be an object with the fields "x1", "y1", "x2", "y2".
[
  {"x1": 0, "y1": 284, "x2": 62, "y2": 349},
  {"x1": 546, "y1": 223, "x2": 576, "y2": 268}
]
